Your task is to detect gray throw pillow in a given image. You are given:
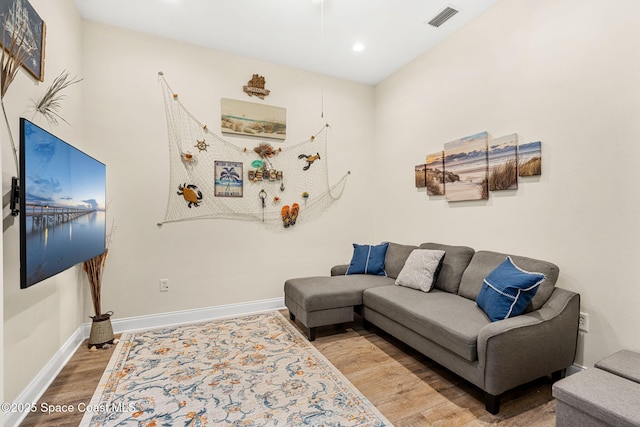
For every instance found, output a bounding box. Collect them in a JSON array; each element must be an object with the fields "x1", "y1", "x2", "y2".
[{"x1": 395, "y1": 249, "x2": 446, "y2": 292}]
